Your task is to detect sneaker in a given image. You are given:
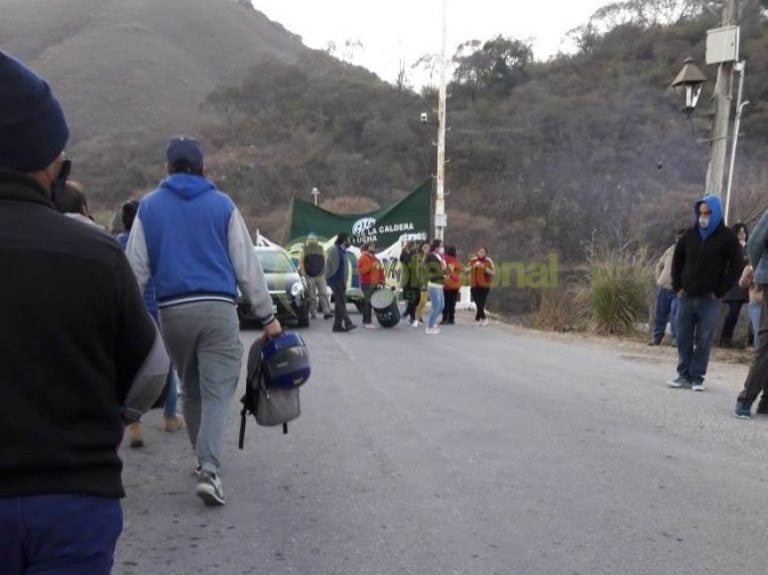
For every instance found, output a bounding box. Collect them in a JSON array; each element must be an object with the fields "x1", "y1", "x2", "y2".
[
  {"x1": 734, "y1": 400, "x2": 753, "y2": 419},
  {"x1": 481, "y1": 319, "x2": 490, "y2": 327},
  {"x1": 756, "y1": 400, "x2": 768, "y2": 415},
  {"x1": 667, "y1": 375, "x2": 689, "y2": 389},
  {"x1": 346, "y1": 323, "x2": 358, "y2": 332},
  {"x1": 411, "y1": 319, "x2": 419, "y2": 328},
  {"x1": 127, "y1": 421, "x2": 144, "y2": 448},
  {"x1": 648, "y1": 339, "x2": 661, "y2": 346},
  {"x1": 425, "y1": 327, "x2": 440, "y2": 335},
  {"x1": 691, "y1": 382, "x2": 706, "y2": 392},
  {"x1": 196, "y1": 471, "x2": 226, "y2": 506},
  {"x1": 363, "y1": 323, "x2": 379, "y2": 329},
  {"x1": 164, "y1": 414, "x2": 185, "y2": 432},
  {"x1": 323, "y1": 313, "x2": 334, "y2": 320}
]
